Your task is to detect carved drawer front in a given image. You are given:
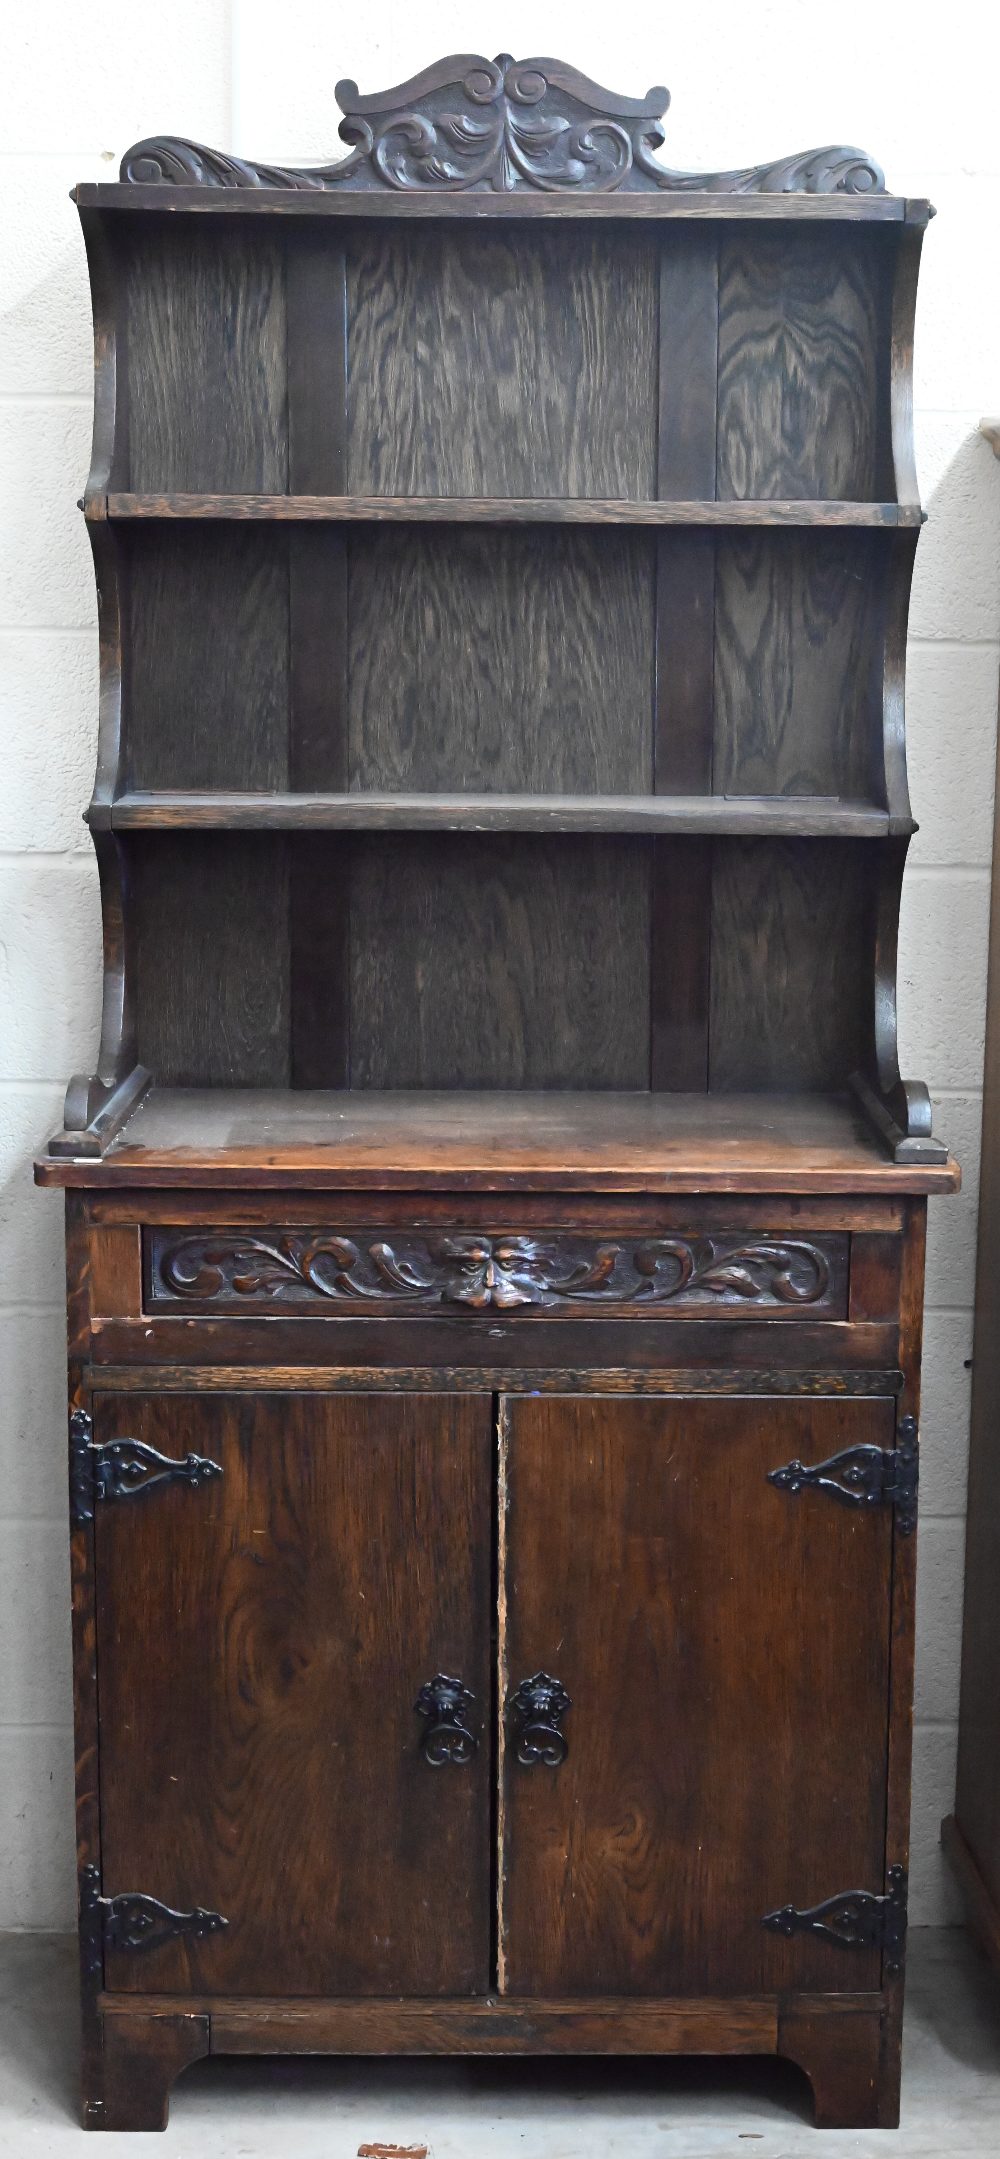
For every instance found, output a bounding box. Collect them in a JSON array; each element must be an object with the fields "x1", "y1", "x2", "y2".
[{"x1": 144, "y1": 1227, "x2": 849, "y2": 1319}]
